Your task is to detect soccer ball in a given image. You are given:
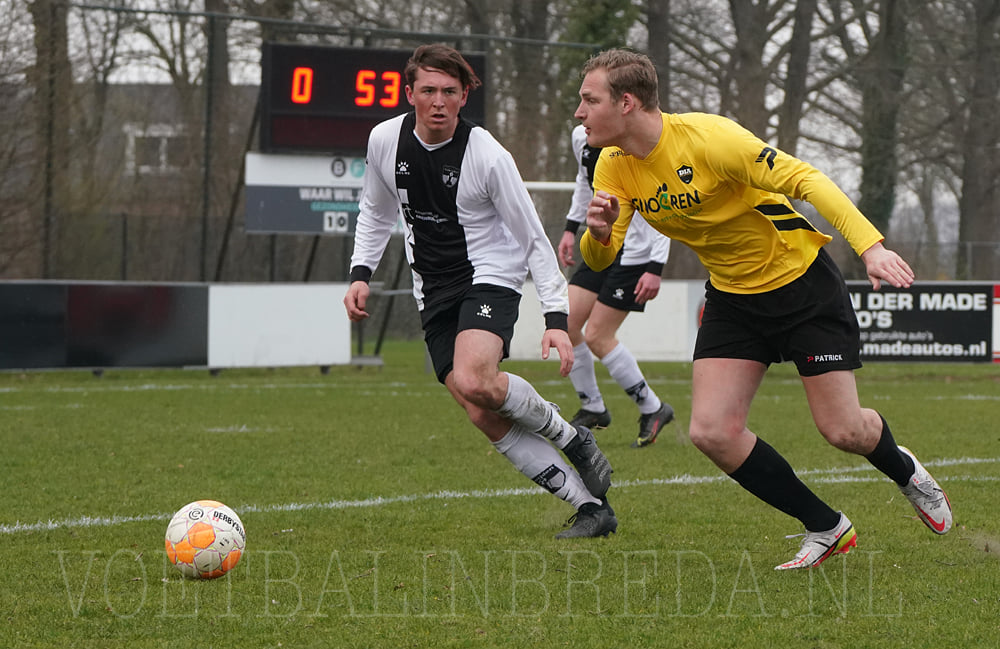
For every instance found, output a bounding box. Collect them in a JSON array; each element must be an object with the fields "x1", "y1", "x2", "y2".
[{"x1": 165, "y1": 500, "x2": 246, "y2": 579}]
